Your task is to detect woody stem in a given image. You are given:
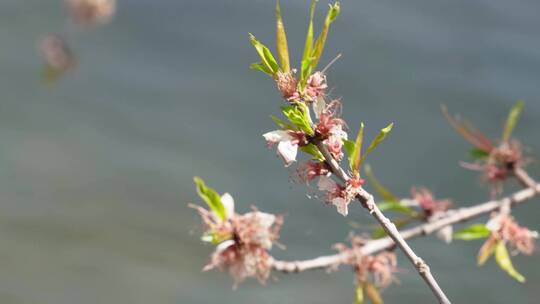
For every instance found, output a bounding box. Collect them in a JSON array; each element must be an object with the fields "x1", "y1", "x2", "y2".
[
  {"x1": 313, "y1": 140, "x2": 451, "y2": 304},
  {"x1": 272, "y1": 169, "x2": 540, "y2": 294}
]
